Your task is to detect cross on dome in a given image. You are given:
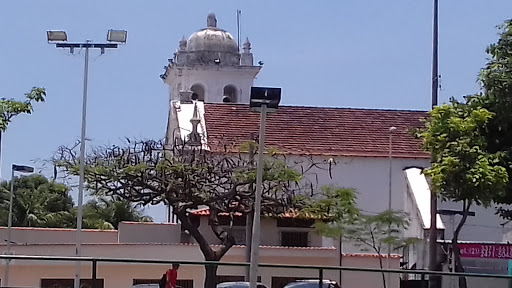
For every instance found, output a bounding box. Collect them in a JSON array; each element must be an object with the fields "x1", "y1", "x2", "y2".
[{"x1": 207, "y1": 12, "x2": 217, "y2": 28}]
